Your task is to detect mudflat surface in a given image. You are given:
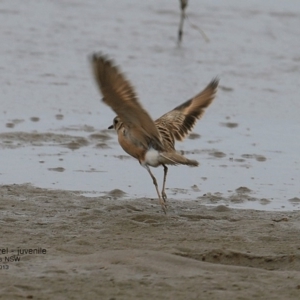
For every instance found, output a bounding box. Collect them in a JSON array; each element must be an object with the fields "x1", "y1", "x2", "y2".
[
  {"x1": 0, "y1": 0, "x2": 299, "y2": 208},
  {"x1": 1, "y1": 0, "x2": 300, "y2": 299},
  {"x1": 1, "y1": 184, "x2": 300, "y2": 299}
]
